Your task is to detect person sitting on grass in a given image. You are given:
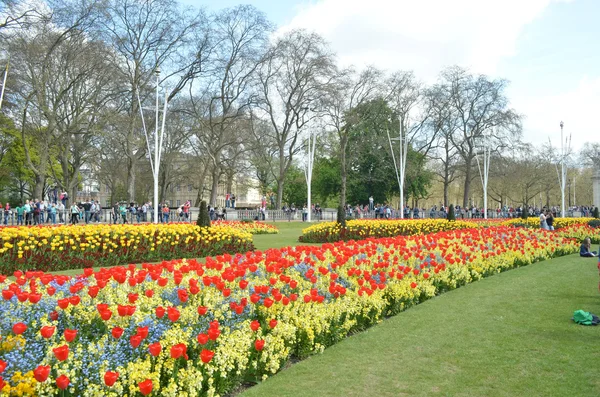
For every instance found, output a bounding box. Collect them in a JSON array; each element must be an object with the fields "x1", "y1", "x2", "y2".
[{"x1": 580, "y1": 238, "x2": 598, "y2": 257}]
